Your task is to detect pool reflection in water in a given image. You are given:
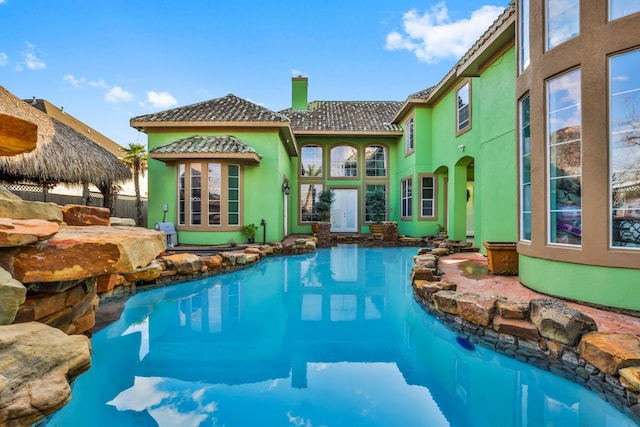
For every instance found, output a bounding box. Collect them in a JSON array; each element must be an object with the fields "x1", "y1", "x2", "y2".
[{"x1": 47, "y1": 246, "x2": 635, "y2": 426}]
